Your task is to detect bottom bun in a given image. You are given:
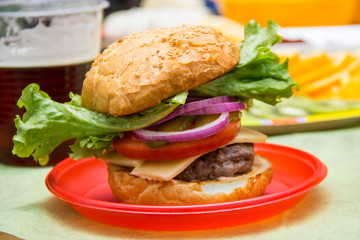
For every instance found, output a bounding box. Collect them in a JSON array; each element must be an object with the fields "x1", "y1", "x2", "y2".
[{"x1": 107, "y1": 156, "x2": 273, "y2": 205}]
